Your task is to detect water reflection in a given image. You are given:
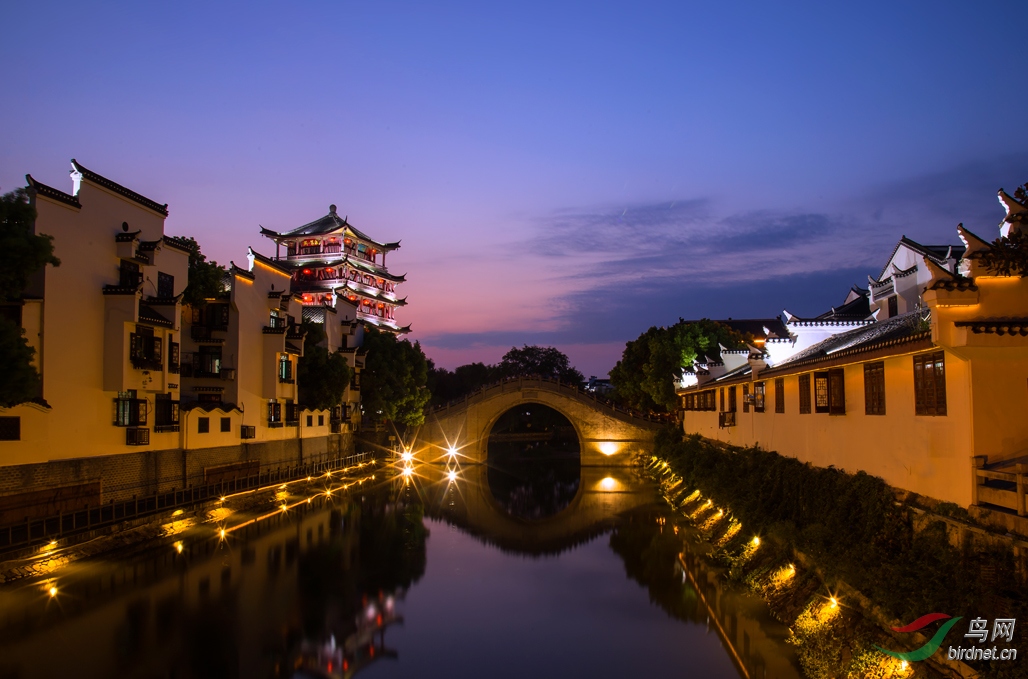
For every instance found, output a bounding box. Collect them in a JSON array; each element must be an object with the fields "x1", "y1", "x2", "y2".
[
  {"x1": 0, "y1": 462, "x2": 800, "y2": 679},
  {"x1": 486, "y1": 404, "x2": 581, "y2": 520}
]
